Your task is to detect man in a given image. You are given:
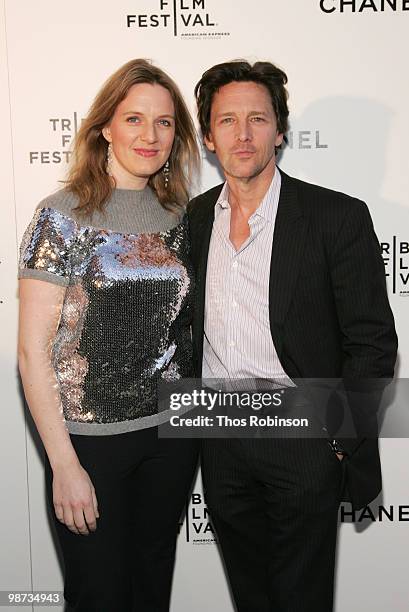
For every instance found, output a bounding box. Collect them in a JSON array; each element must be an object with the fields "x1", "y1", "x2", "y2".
[{"x1": 187, "y1": 60, "x2": 397, "y2": 612}]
